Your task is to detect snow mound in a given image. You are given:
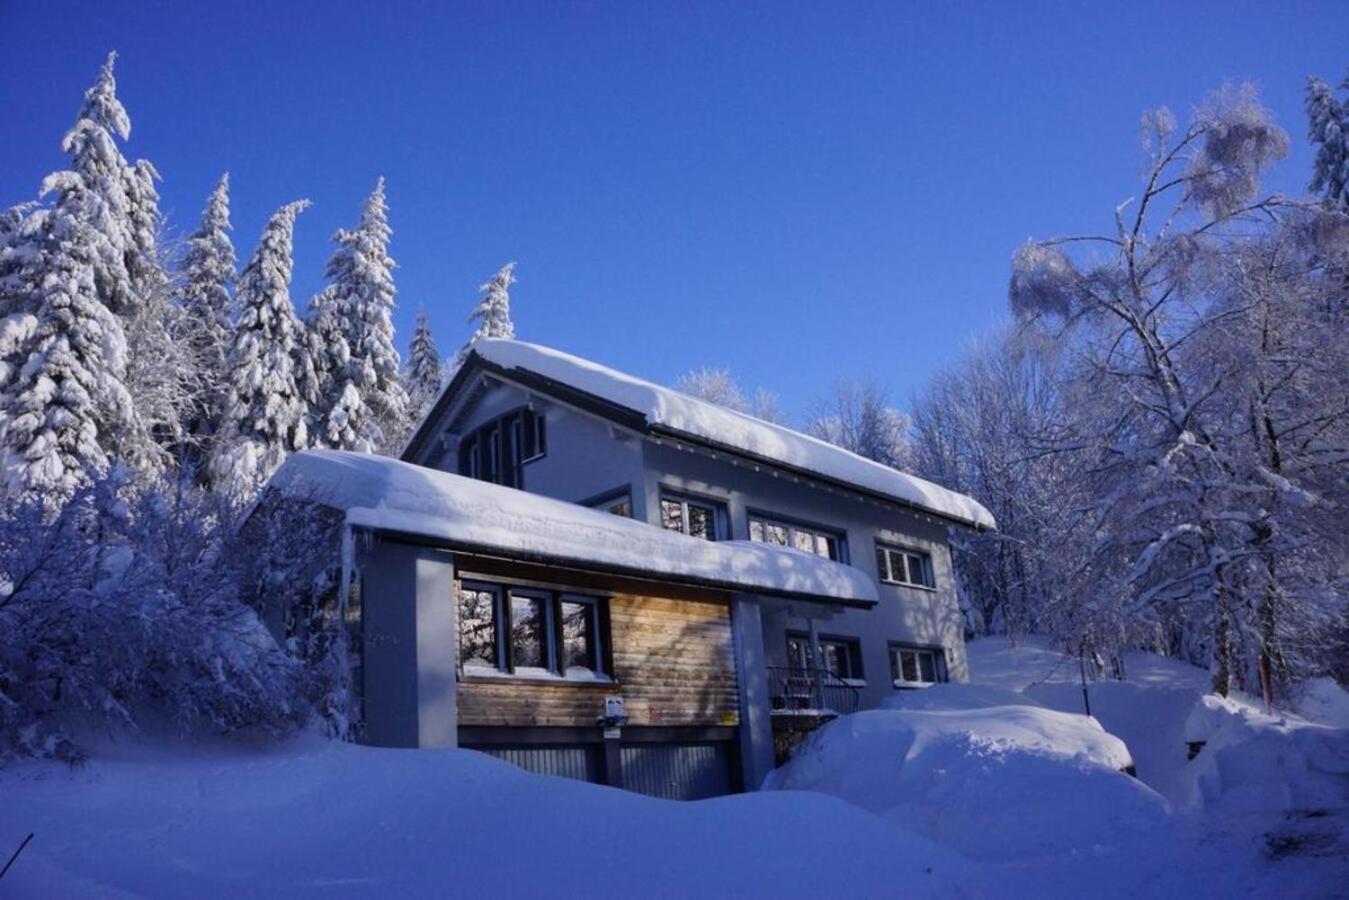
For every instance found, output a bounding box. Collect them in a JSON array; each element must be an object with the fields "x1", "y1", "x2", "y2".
[
  {"x1": 1183, "y1": 695, "x2": 1349, "y2": 815},
  {"x1": 1291, "y1": 677, "x2": 1349, "y2": 730},
  {"x1": 266, "y1": 449, "x2": 877, "y2": 604},
  {"x1": 881, "y1": 682, "x2": 1045, "y2": 711},
  {"x1": 967, "y1": 636, "x2": 1349, "y2": 815},
  {"x1": 764, "y1": 705, "x2": 1166, "y2": 861},
  {"x1": 2, "y1": 735, "x2": 978, "y2": 898},
  {"x1": 466, "y1": 339, "x2": 996, "y2": 529}
]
